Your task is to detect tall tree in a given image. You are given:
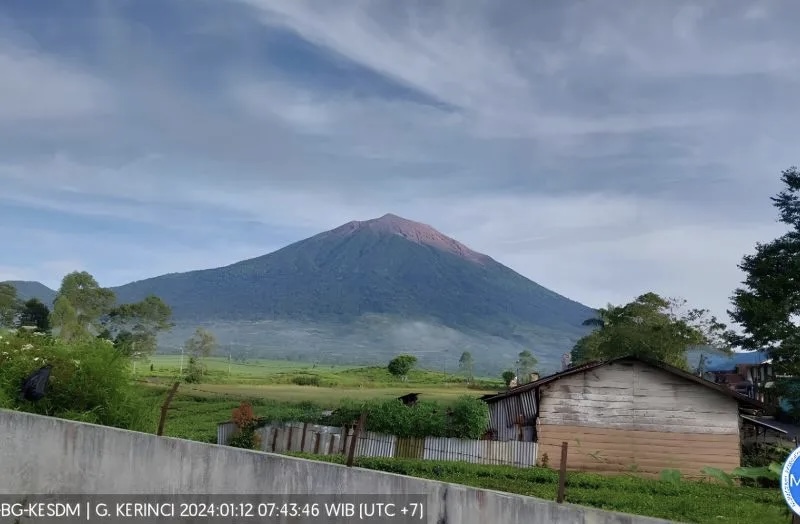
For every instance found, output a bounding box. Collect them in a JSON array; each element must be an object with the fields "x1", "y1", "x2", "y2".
[
  {"x1": 458, "y1": 351, "x2": 474, "y2": 382},
  {"x1": 515, "y1": 350, "x2": 538, "y2": 383},
  {"x1": 50, "y1": 295, "x2": 83, "y2": 342},
  {"x1": 0, "y1": 283, "x2": 19, "y2": 327},
  {"x1": 185, "y1": 327, "x2": 217, "y2": 358},
  {"x1": 571, "y1": 292, "x2": 729, "y2": 370},
  {"x1": 17, "y1": 298, "x2": 51, "y2": 332},
  {"x1": 103, "y1": 295, "x2": 174, "y2": 357},
  {"x1": 729, "y1": 167, "x2": 800, "y2": 379},
  {"x1": 51, "y1": 271, "x2": 115, "y2": 338},
  {"x1": 183, "y1": 327, "x2": 218, "y2": 383}
]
